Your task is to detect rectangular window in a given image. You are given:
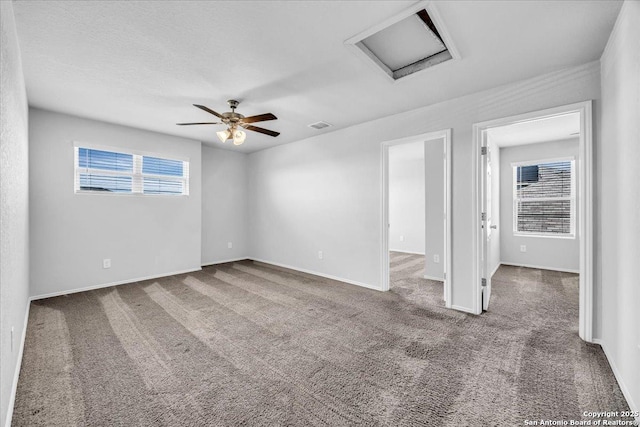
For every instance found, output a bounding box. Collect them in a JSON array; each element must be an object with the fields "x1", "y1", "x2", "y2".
[
  {"x1": 75, "y1": 146, "x2": 189, "y2": 196},
  {"x1": 513, "y1": 159, "x2": 575, "y2": 237}
]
